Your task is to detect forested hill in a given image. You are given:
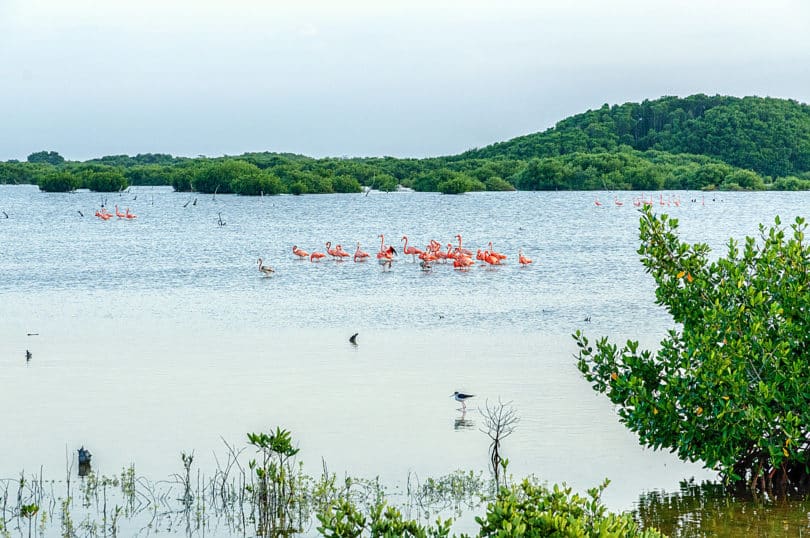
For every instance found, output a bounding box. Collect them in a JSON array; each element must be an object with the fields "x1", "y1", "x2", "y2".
[{"x1": 459, "y1": 95, "x2": 810, "y2": 177}]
